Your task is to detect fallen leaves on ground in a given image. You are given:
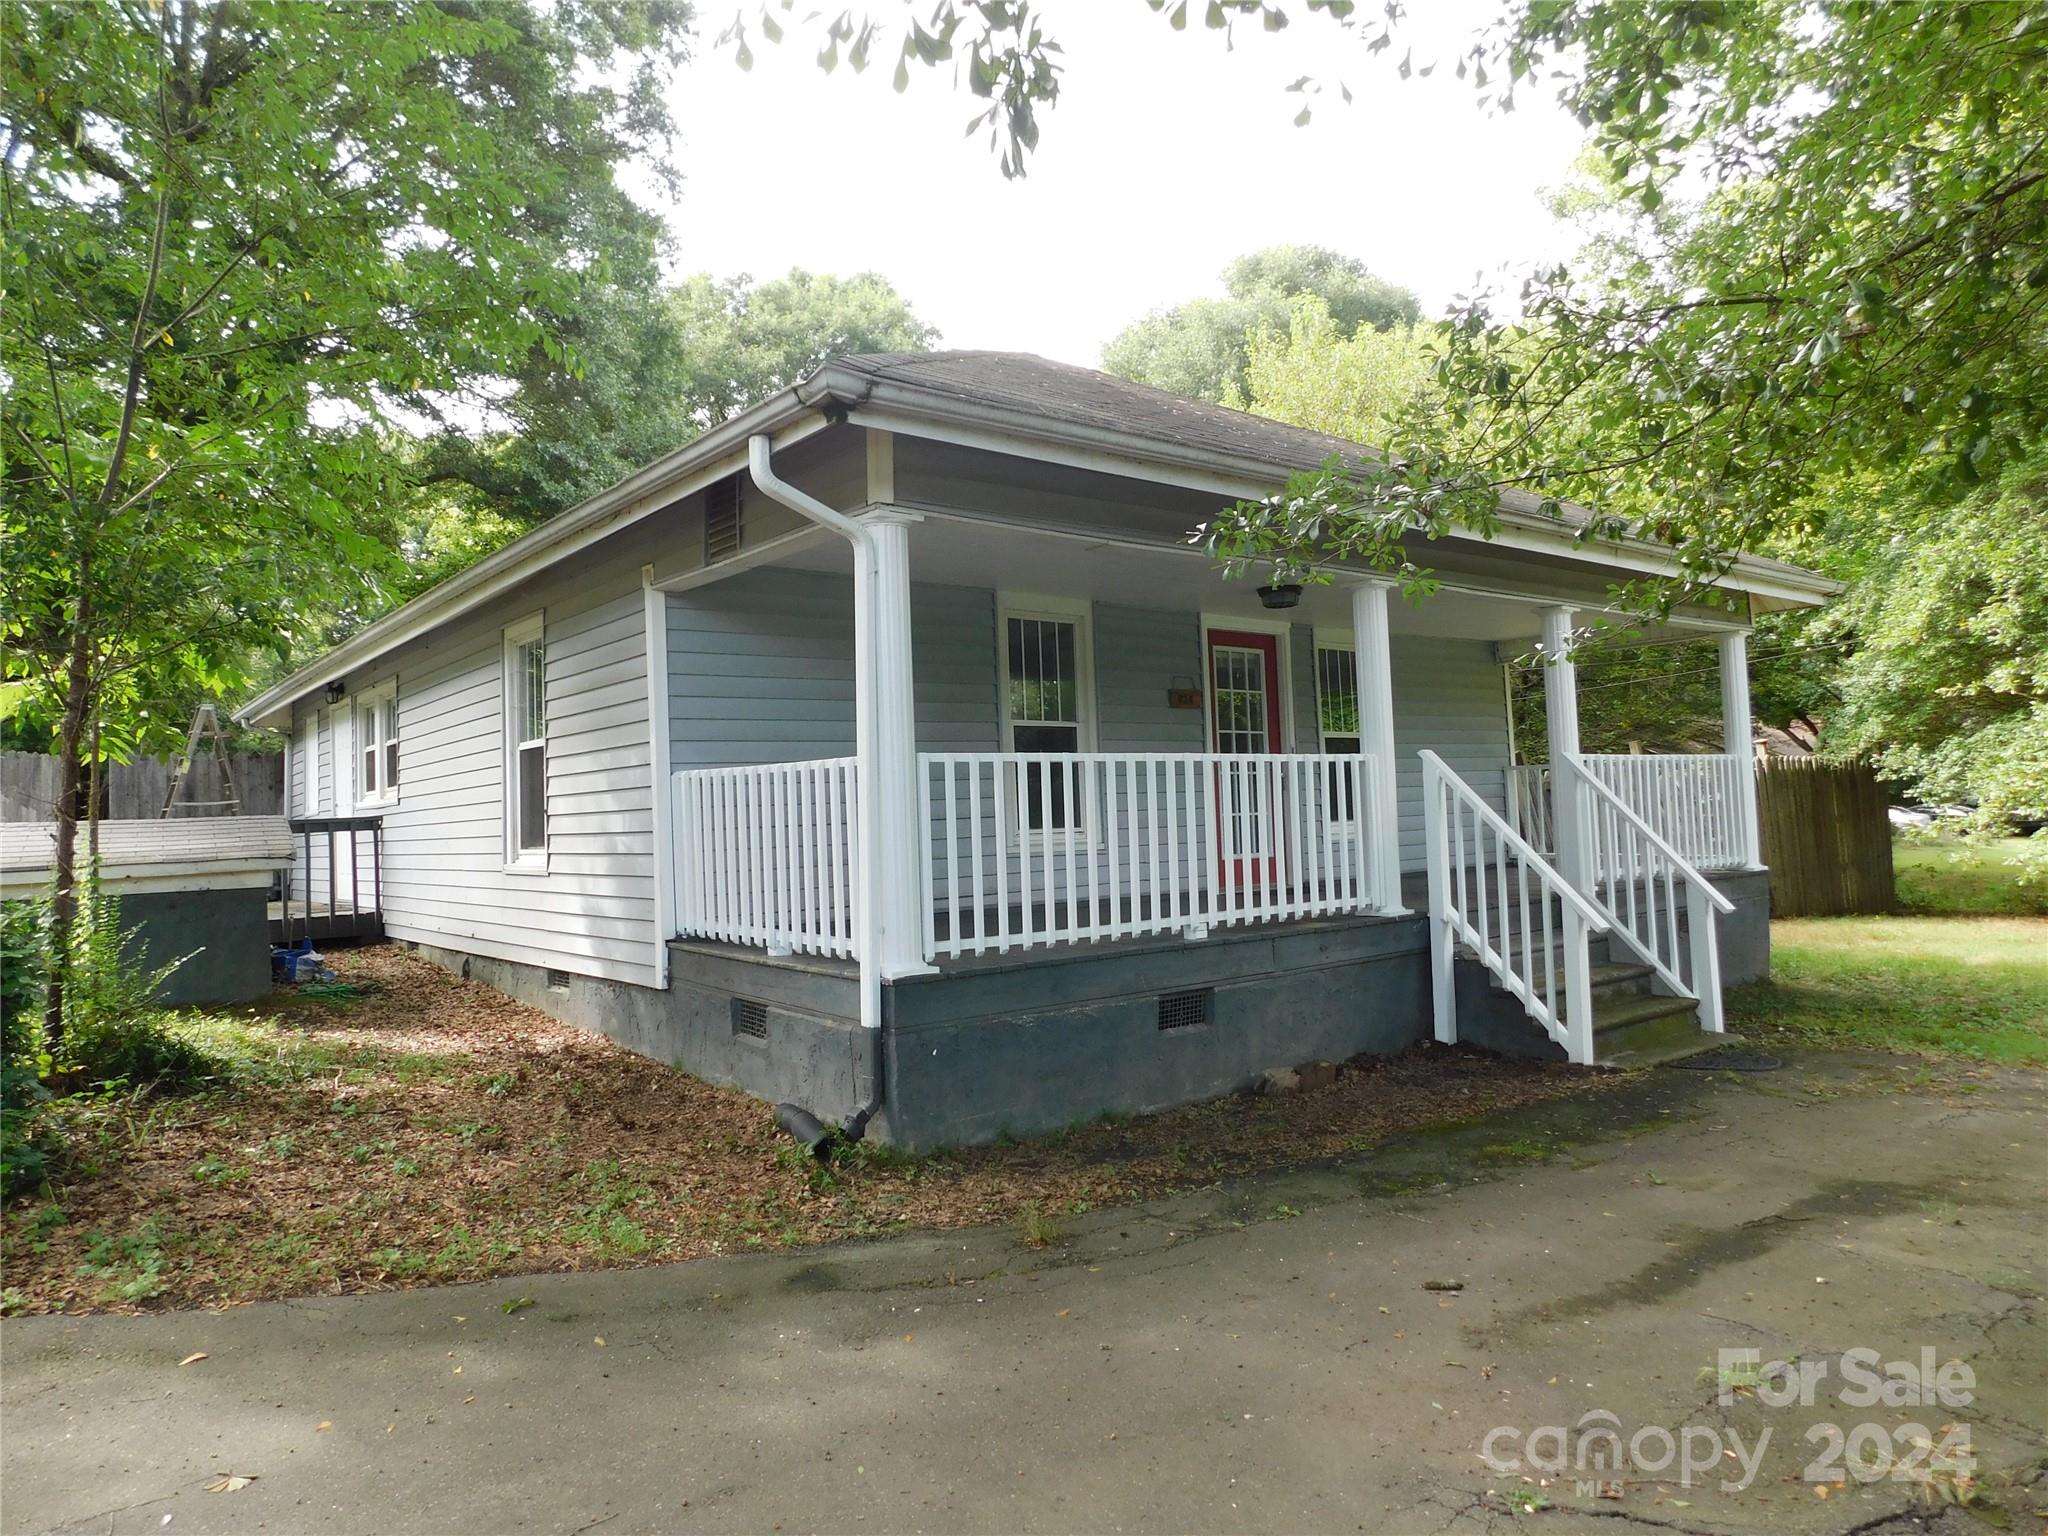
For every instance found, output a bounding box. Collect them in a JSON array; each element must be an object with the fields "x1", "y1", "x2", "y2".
[{"x1": 3, "y1": 945, "x2": 1622, "y2": 1316}]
